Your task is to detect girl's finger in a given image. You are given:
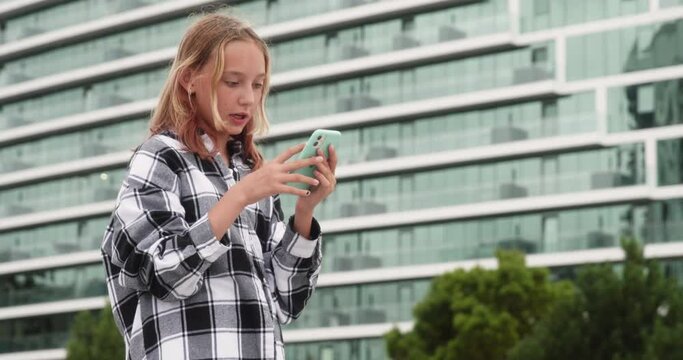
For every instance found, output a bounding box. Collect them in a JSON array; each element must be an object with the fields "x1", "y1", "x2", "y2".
[
  {"x1": 283, "y1": 173, "x2": 320, "y2": 187},
  {"x1": 315, "y1": 160, "x2": 334, "y2": 180},
  {"x1": 328, "y1": 144, "x2": 338, "y2": 172},
  {"x1": 283, "y1": 155, "x2": 324, "y2": 172},
  {"x1": 314, "y1": 170, "x2": 331, "y2": 187},
  {"x1": 277, "y1": 184, "x2": 311, "y2": 197},
  {"x1": 316, "y1": 147, "x2": 337, "y2": 173},
  {"x1": 274, "y1": 143, "x2": 305, "y2": 163}
]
